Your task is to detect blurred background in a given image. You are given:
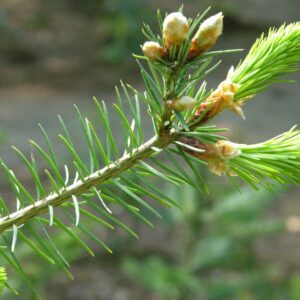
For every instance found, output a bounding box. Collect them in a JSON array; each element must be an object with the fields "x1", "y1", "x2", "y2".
[{"x1": 0, "y1": 0, "x2": 300, "y2": 299}]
